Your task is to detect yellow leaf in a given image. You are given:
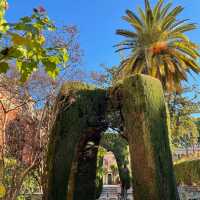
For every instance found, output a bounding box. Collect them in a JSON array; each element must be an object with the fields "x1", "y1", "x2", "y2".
[
  {"x1": 11, "y1": 34, "x2": 26, "y2": 45},
  {"x1": 0, "y1": 183, "x2": 6, "y2": 198},
  {"x1": 0, "y1": 0, "x2": 8, "y2": 10},
  {"x1": 38, "y1": 35, "x2": 45, "y2": 45}
]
